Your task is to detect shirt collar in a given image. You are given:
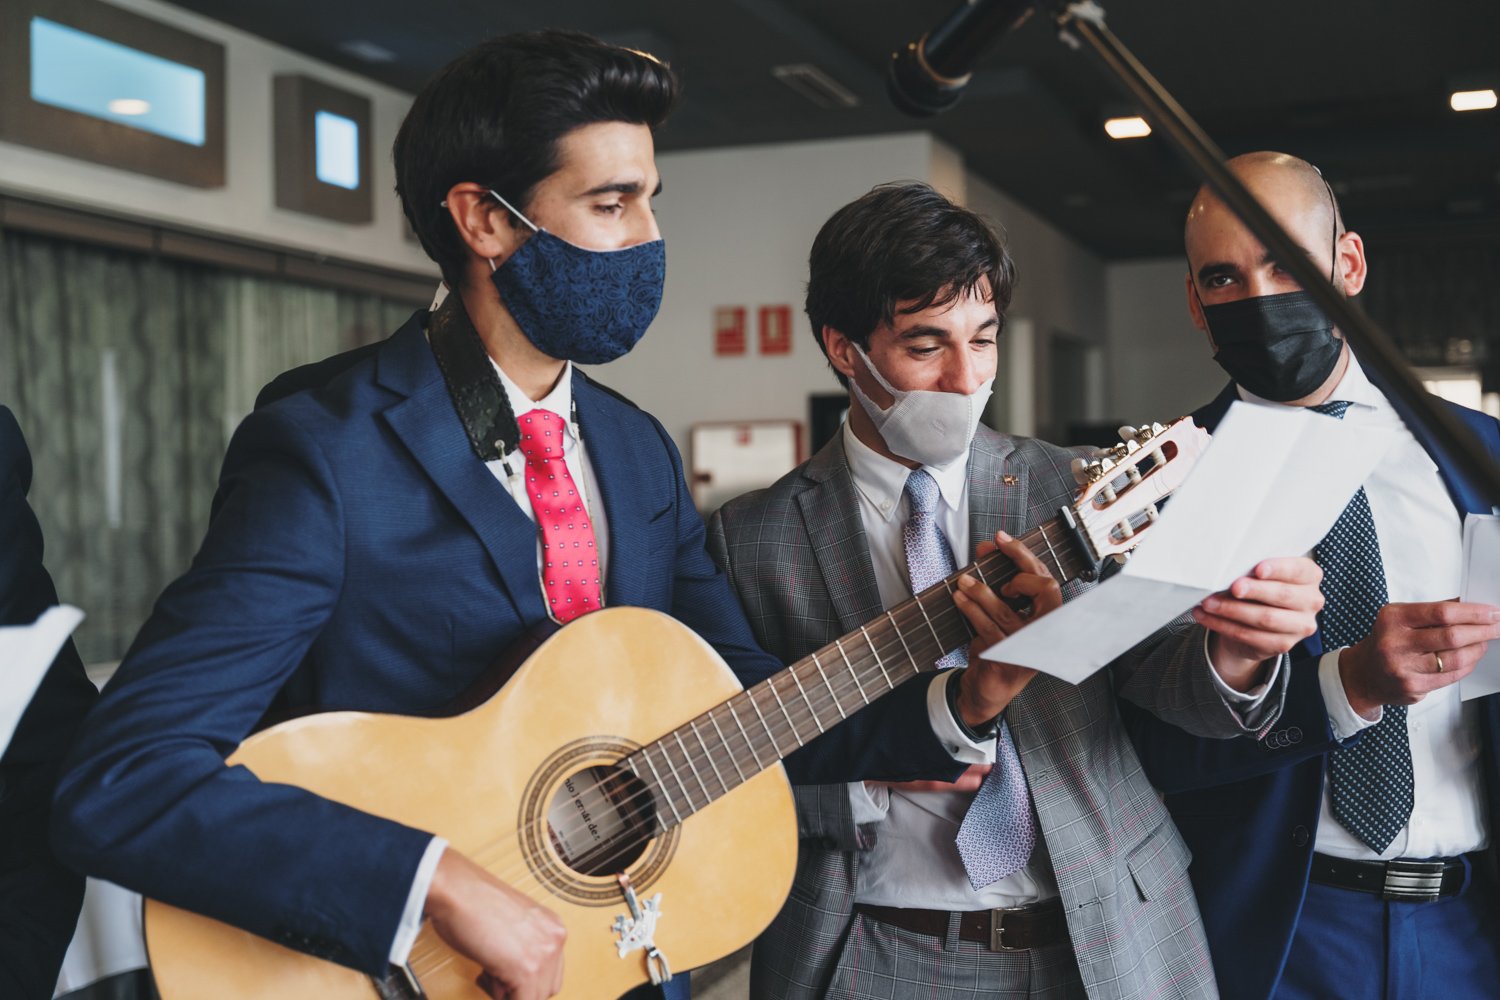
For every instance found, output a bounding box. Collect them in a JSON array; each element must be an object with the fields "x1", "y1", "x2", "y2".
[
  {"x1": 490, "y1": 357, "x2": 576, "y2": 441},
  {"x1": 841, "y1": 419, "x2": 968, "y2": 522},
  {"x1": 1236, "y1": 348, "x2": 1387, "y2": 416}
]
